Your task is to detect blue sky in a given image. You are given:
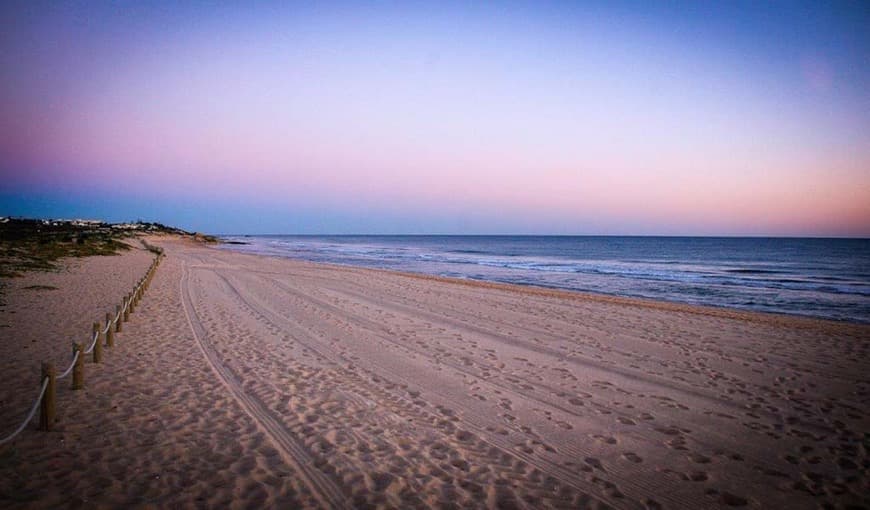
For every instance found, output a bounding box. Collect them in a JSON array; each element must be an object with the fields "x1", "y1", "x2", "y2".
[{"x1": 1, "y1": 1, "x2": 868, "y2": 235}]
